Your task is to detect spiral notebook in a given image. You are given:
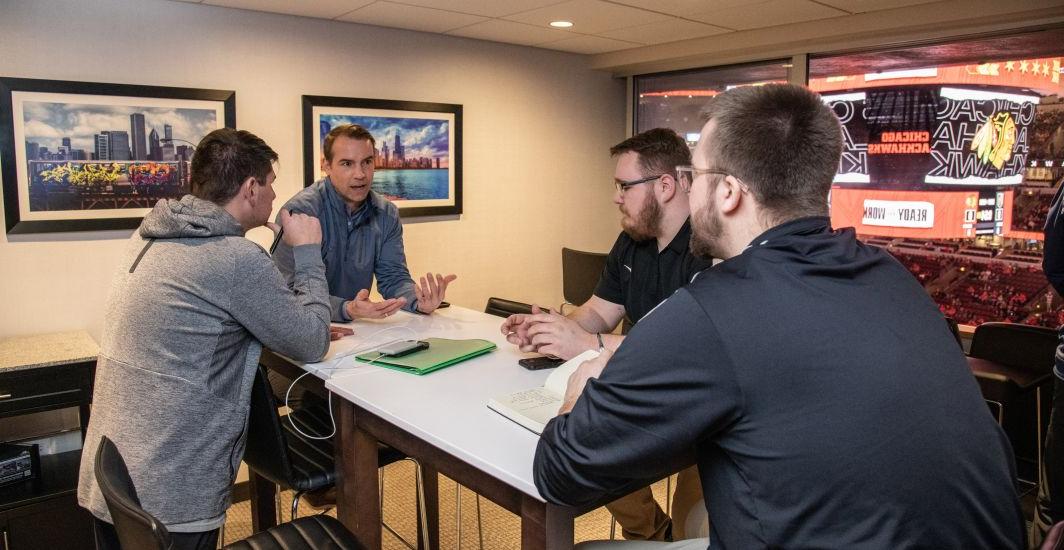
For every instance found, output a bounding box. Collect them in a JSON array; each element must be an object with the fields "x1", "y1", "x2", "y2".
[{"x1": 355, "y1": 337, "x2": 496, "y2": 375}]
